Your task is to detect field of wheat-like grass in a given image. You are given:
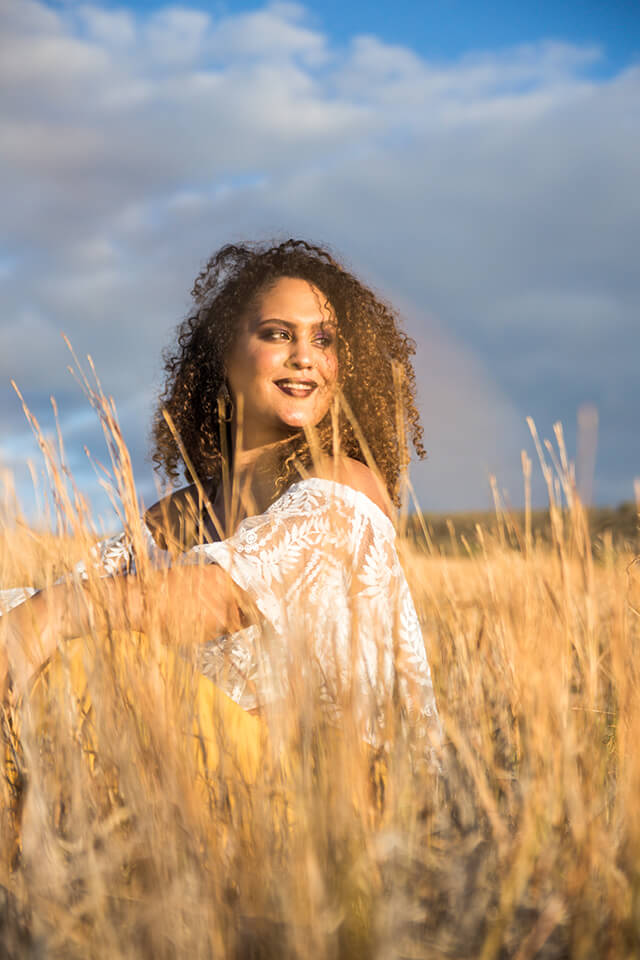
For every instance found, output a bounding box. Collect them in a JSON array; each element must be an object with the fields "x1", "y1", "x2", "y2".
[{"x1": 0, "y1": 383, "x2": 639, "y2": 958}]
